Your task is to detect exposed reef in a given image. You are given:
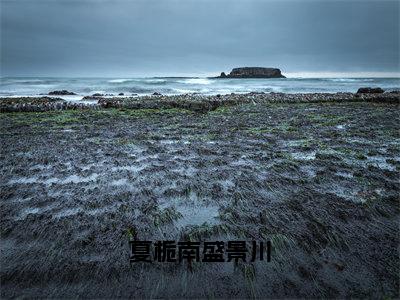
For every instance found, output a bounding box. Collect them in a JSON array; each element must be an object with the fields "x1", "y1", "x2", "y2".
[{"x1": 1, "y1": 91, "x2": 399, "y2": 113}]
